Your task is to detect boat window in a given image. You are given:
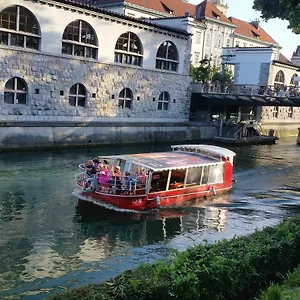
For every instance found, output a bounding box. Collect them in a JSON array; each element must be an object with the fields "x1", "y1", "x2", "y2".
[
  {"x1": 169, "y1": 169, "x2": 185, "y2": 189},
  {"x1": 99, "y1": 157, "x2": 111, "y2": 165},
  {"x1": 150, "y1": 171, "x2": 168, "y2": 192},
  {"x1": 114, "y1": 159, "x2": 126, "y2": 171},
  {"x1": 208, "y1": 164, "x2": 224, "y2": 184},
  {"x1": 185, "y1": 167, "x2": 202, "y2": 186},
  {"x1": 123, "y1": 161, "x2": 132, "y2": 173},
  {"x1": 131, "y1": 165, "x2": 149, "y2": 177},
  {"x1": 201, "y1": 165, "x2": 210, "y2": 185}
]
